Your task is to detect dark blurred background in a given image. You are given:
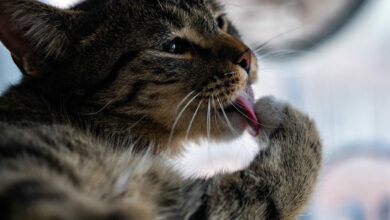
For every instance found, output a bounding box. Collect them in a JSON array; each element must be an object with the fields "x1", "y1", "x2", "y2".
[{"x1": 1, "y1": 0, "x2": 389, "y2": 219}]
